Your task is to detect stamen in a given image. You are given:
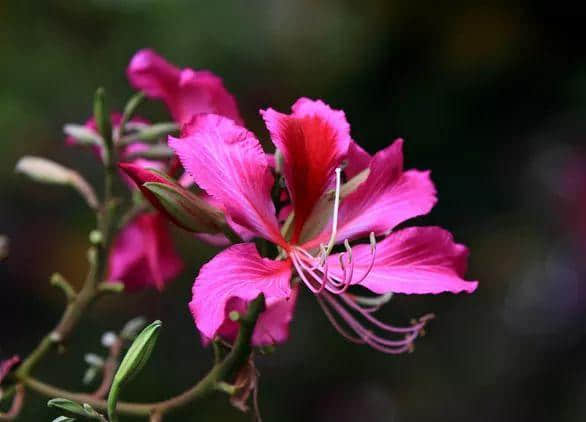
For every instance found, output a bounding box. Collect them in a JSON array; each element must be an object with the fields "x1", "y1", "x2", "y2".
[
  {"x1": 316, "y1": 295, "x2": 364, "y2": 344},
  {"x1": 350, "y1": 292, "x2": 393, "y2": 310},
  {"x1": 317, "y1": 291, "x2": 432, "y2": 354},
  {"x1": 324, "y1": 167, "x2": 342, "y2": 256},
  {"x1": 348, "y1": 231, "x2": 377, "y2": 285},
  {"x1": 290, "y1": 253, "x2": 321, "y2": 293},
  {"x1": 340, "y1": 293, "x2": 432, "y2": 334}
]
